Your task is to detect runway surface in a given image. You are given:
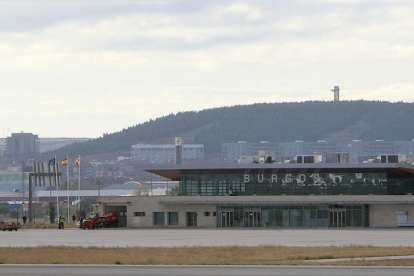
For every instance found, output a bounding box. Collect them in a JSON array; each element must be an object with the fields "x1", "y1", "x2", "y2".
[
  {"x1": 1, "y1": 228, "x2": 414, "y2": 247},
  {"x1": 1, "y1": 265, "x2": 414, "y2": 276}
]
